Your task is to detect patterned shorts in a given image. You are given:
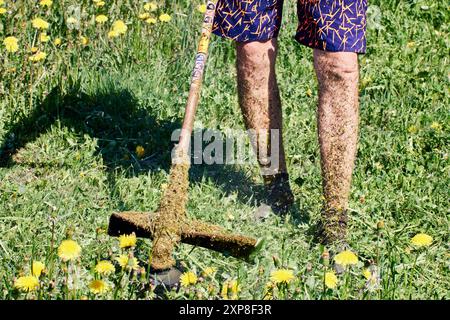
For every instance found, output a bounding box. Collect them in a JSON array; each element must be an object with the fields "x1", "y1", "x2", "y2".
[{"x1": 212, "y1": 0, "x2": 367, "y2": 53}]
